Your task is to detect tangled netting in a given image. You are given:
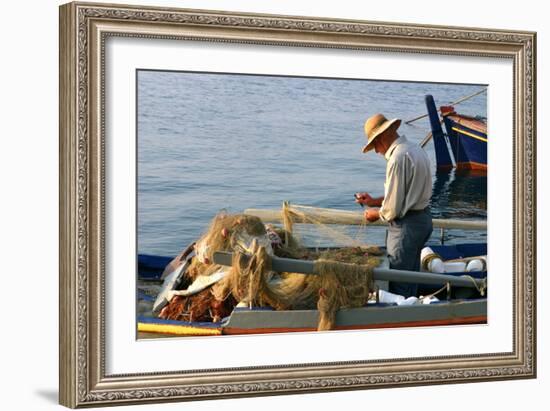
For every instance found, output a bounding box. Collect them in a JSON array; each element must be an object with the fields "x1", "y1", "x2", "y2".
[{"x1": 159, "y1": 211, "x2": 381, "y2": 331}]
